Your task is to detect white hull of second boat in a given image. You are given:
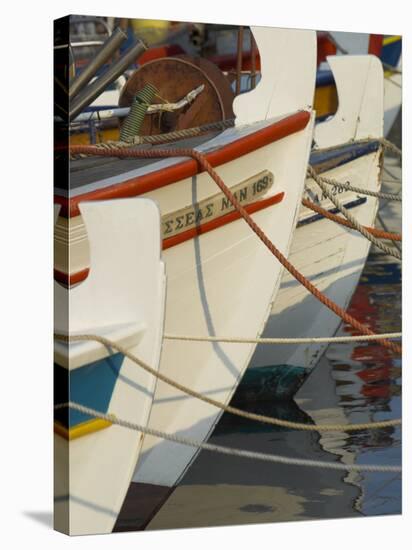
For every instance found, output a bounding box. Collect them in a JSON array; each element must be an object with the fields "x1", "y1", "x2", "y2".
[
  {"x1": 244, "y1": 55, "x2": 384, "y2": 400},
  {"x1": 248, "y1": 161, "x2": 381, "y2": 395},
  {"x1": 325, "y1": 32, "x2": 401, "y2": 137}
]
